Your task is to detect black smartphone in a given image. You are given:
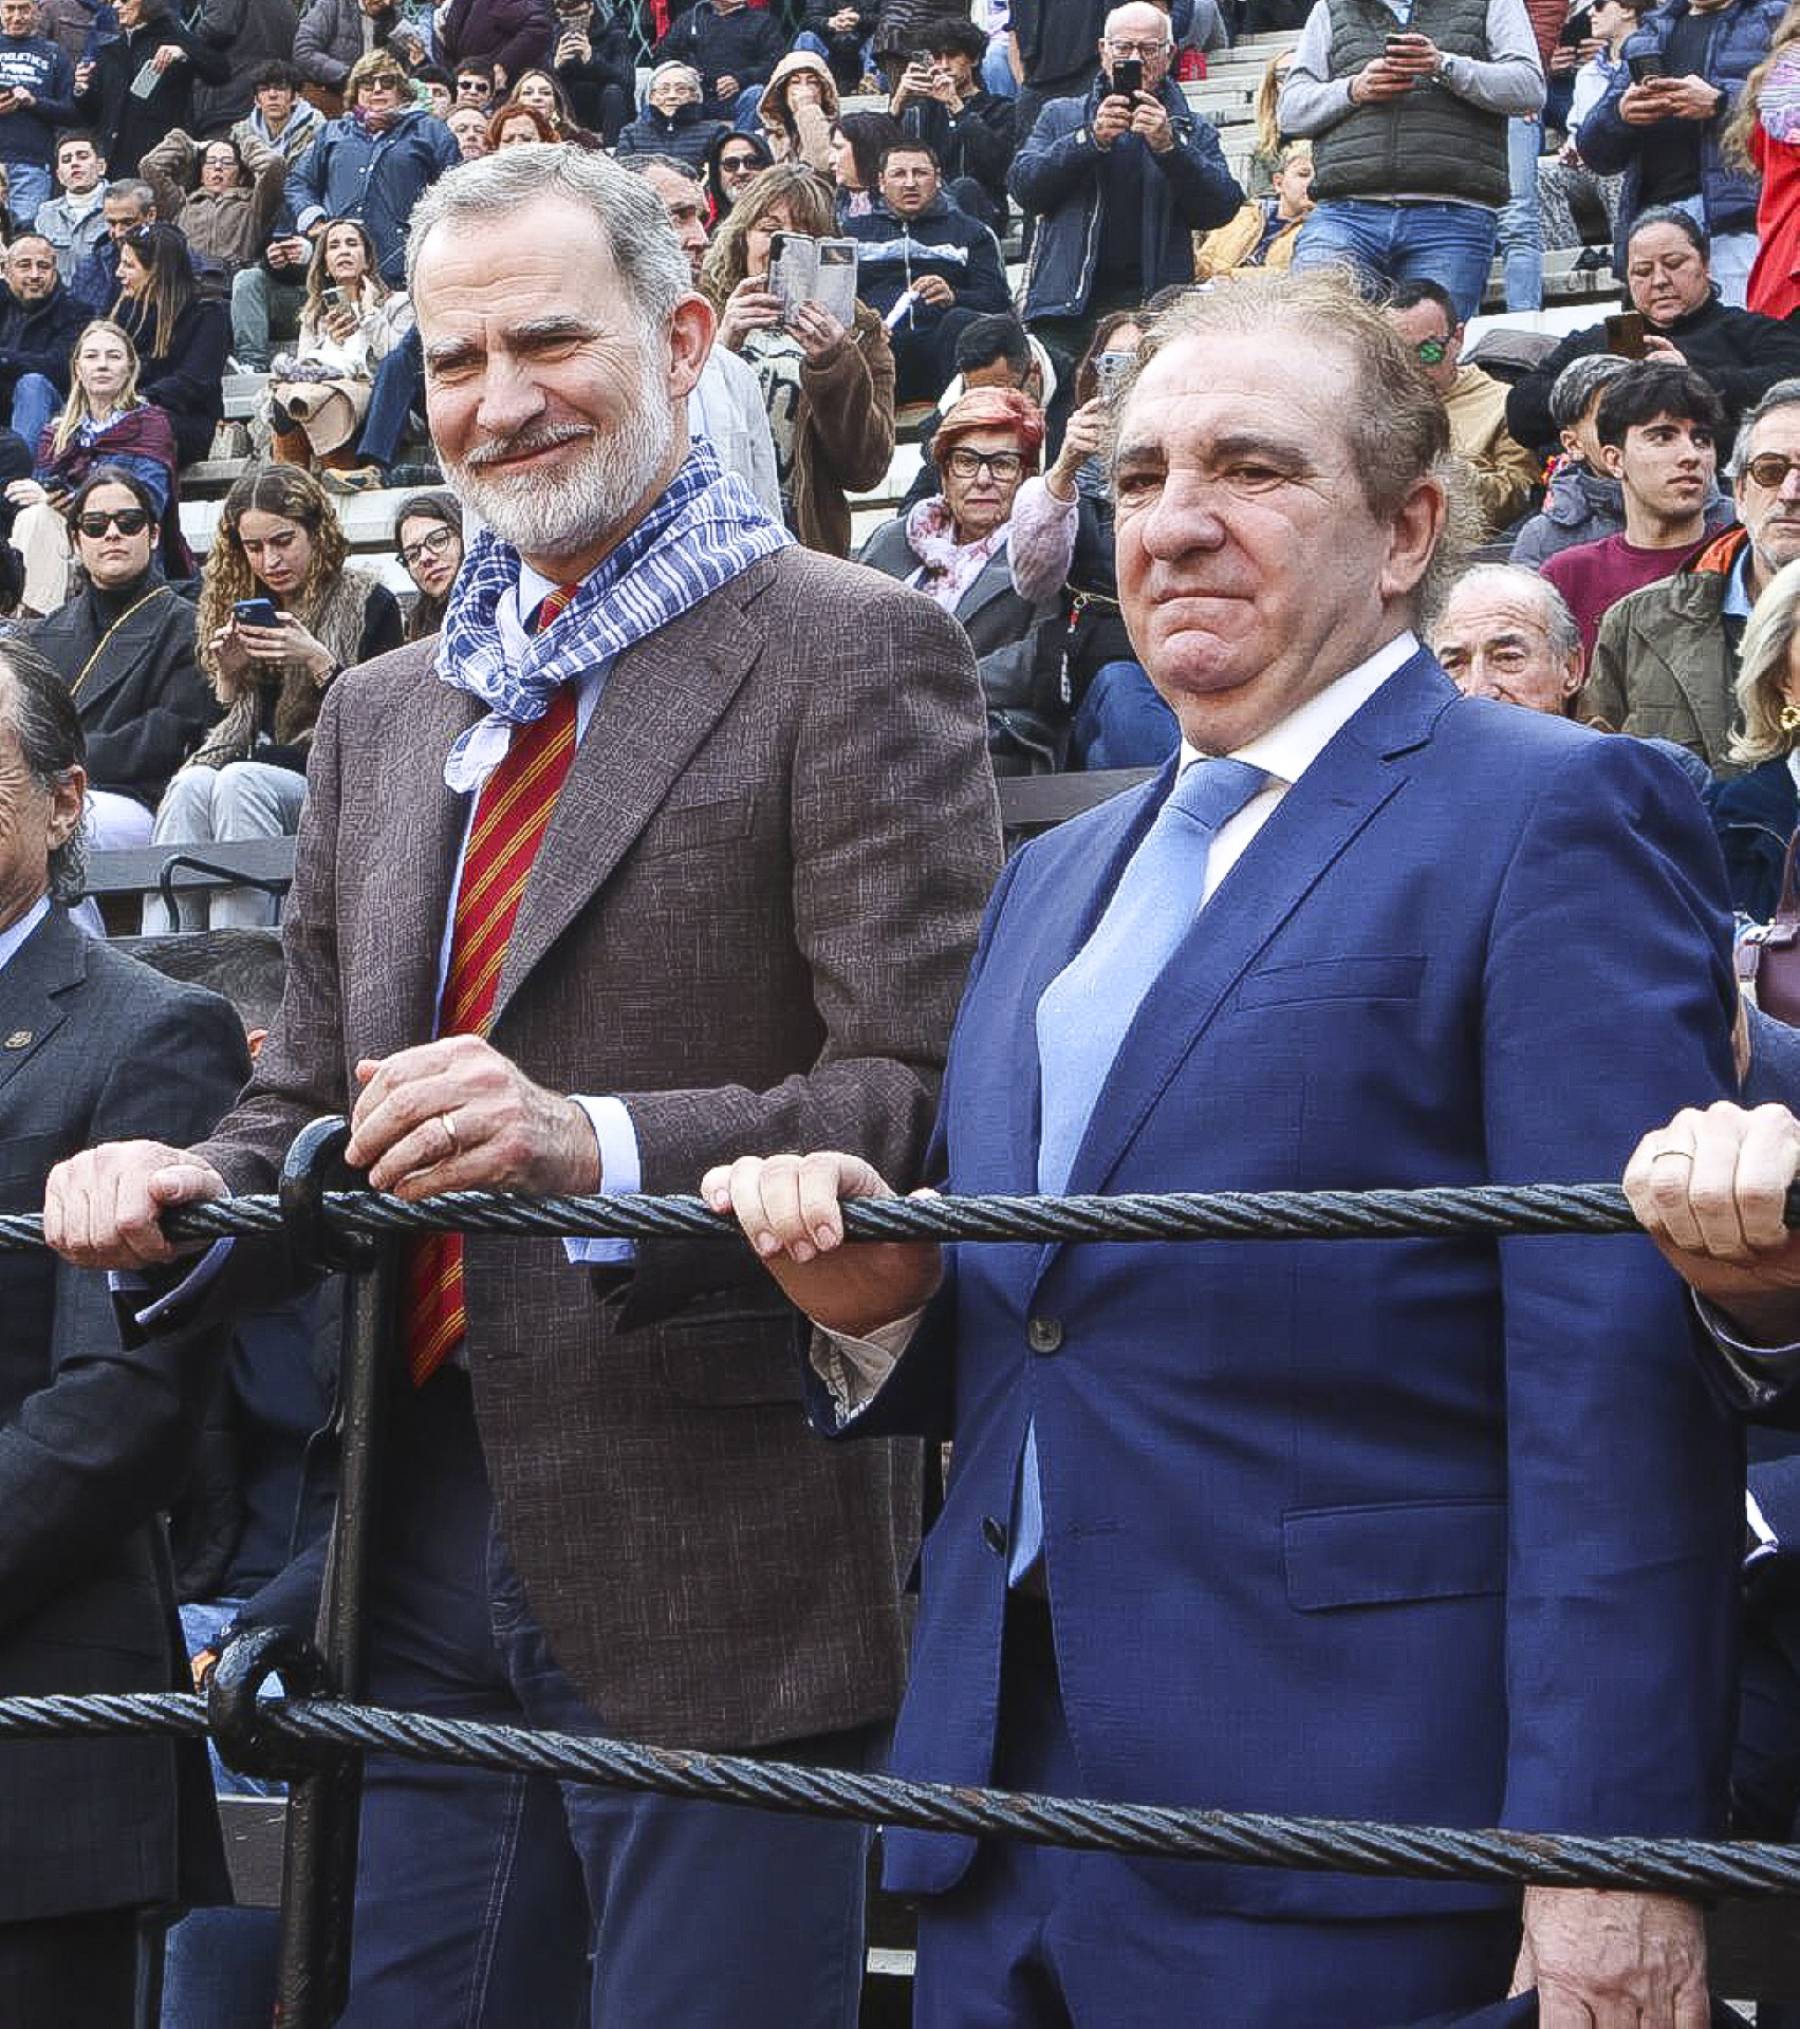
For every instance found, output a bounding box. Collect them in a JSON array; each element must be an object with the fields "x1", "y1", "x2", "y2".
[
  {"x1": 1112, "y1": 56, "x2": 1144, "y2": 97},
  {"x1": 1604, "y1": 310, "x2": 1648, "y2": 358},
  {"x1": 1556, "y1": 6, "x2": 1591, "y2": 44},
  {"x1": 1627, "y1": 50, "x2": 1665, "y2": 84},
  {"x1": 233, "y1": 597, "x2": 281, "y2": 628}
]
